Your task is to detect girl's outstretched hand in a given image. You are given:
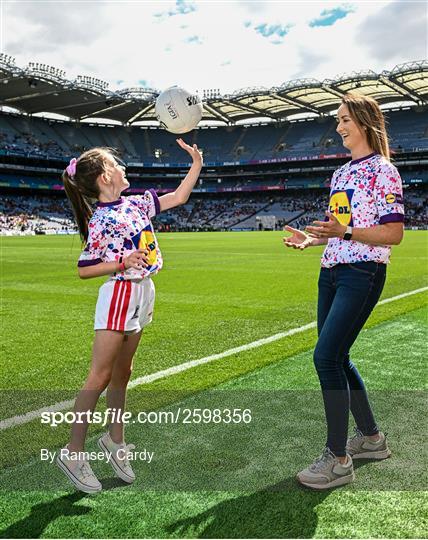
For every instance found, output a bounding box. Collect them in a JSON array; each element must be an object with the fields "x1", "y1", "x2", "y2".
[{"x1": 176, "y1": 138, "x2": 203, "y2": 166}]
